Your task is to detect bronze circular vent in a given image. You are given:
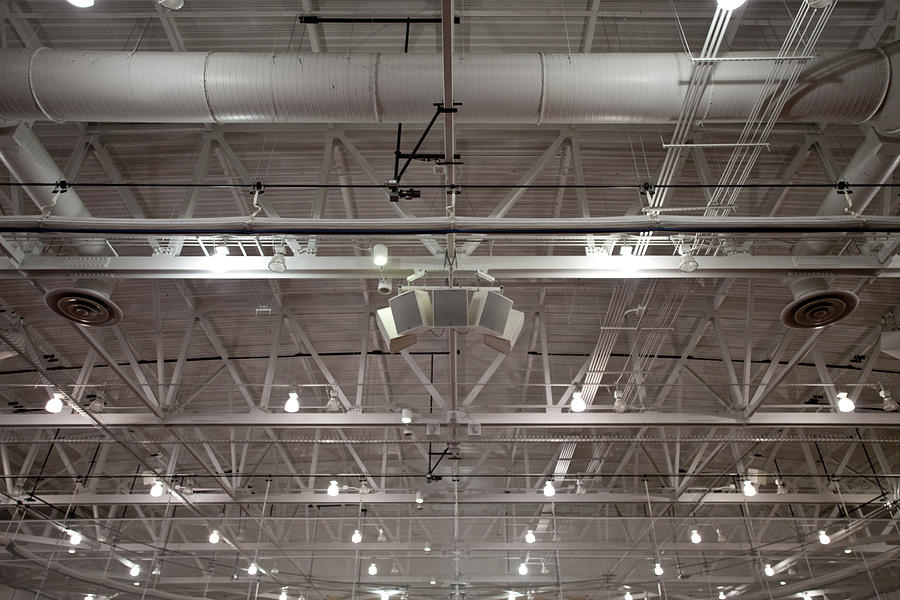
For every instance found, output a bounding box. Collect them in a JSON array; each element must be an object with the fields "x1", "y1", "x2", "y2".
[
  {"x1": 44, "y1": 286, "x2": 123, "y2": 327},
  {"x1": 780, "y1": 289, "x2": 858, "y2": 329}
]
